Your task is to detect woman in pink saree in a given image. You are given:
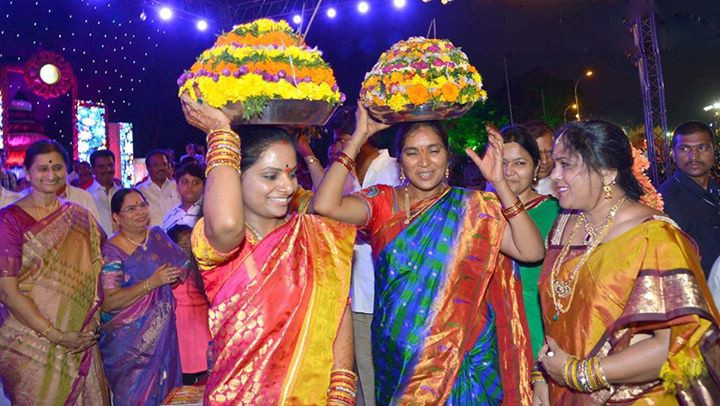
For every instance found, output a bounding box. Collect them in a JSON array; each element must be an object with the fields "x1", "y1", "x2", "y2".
[{"x1": 0, "y1": 140, "x2": 109, "y2": 405}]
